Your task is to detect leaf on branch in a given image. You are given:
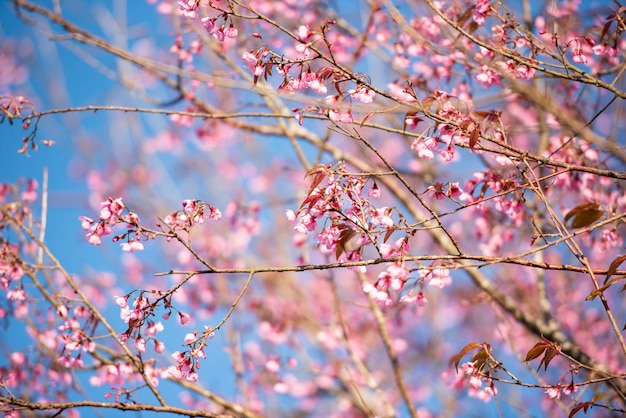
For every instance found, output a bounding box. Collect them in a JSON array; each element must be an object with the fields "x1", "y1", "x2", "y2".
[
  {"x1": 403, "y1": 110, "x2": 418, "y2": 131},
  {"x1": 568, "y1": 401, "x2": 592, "y2": 418},
  {"x1": 303, "y1": 164, "x2": 329, "y2": 197},
  {"x1": 299, "y1": 194, "x2": 321, "y2": 211},
  {"x1": 457, "y1": 7, "x2": 473, "y2": 28},
  {"x1": 524, "y1": 338, "x2": 560, "y2": 372},
  {"x1": 449, "y1": 342, "x2": 482, "y2": 373},
  {"x1": 471, "y1": 346, "x2": 490, "y2": 372},
  {"x1": 335, "y1": 225, "x2": 357, "y2": 259},
  {"x1": 360, "y1": 111, "x2": 376, "y2": 128},
  {"x1": 604, "y1": 254, "x2": 626, "y2": 285},
  {"x1": 586, "y1": 275, "x2": 626, "y2": 301},
  {"x1": 469, "y1": 127, "x2": 480, "y2": 150},
  {"x1": 563, "y1": 202, "x2": 603, "y2": 229},
  {"x1": 383, "y1": 227, "x2": 395, "y2": 243}
]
